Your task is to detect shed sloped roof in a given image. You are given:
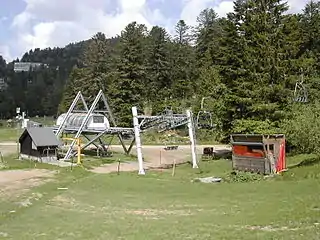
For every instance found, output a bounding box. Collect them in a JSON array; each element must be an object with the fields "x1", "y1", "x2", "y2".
[{"x1": 19, "y1": 127, "x2": 61, "y2": 147}]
